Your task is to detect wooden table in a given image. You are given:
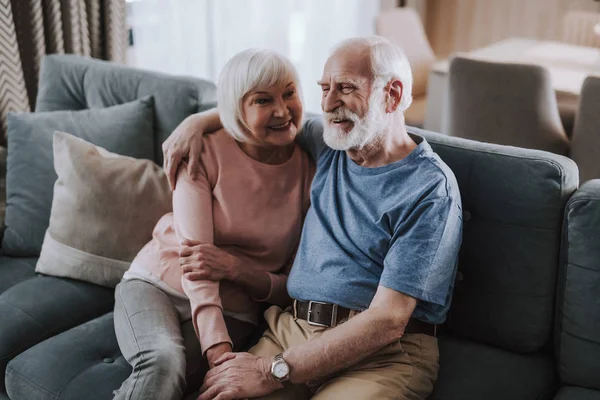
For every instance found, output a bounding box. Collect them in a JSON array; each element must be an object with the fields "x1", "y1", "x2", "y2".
[{"x1": 423, "y1": 38, "x2": 600, "y2": 133}]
